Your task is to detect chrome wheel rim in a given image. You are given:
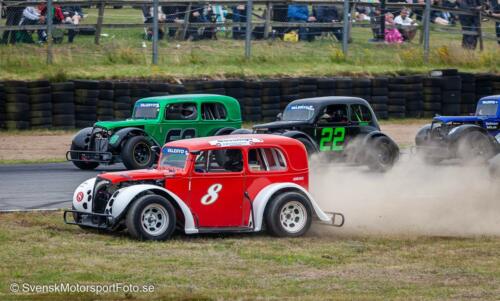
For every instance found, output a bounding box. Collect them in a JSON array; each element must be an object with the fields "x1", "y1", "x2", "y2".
[
  {"x1": 141, "y1": 204, "x2": 168, "y2": 236},
  {"x1": 280, "y1": 201, "x2": 307, "y2": 233}
]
